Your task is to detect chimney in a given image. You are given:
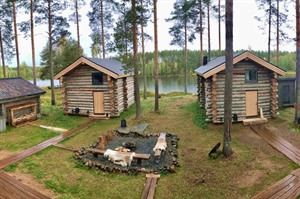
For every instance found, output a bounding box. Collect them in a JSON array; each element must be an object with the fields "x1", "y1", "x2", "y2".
[{"x1": 203, "y1": 56, "x2": 208, "y2": 65}]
